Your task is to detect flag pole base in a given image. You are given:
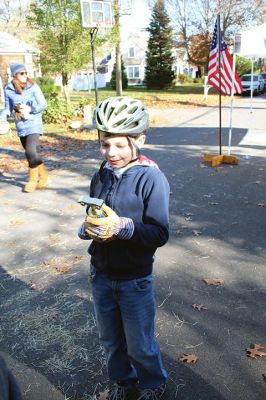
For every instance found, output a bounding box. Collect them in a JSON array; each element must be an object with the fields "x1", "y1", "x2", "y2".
[{"x1": 203, "y1": 153, "x2": 239, "y2": 167}]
